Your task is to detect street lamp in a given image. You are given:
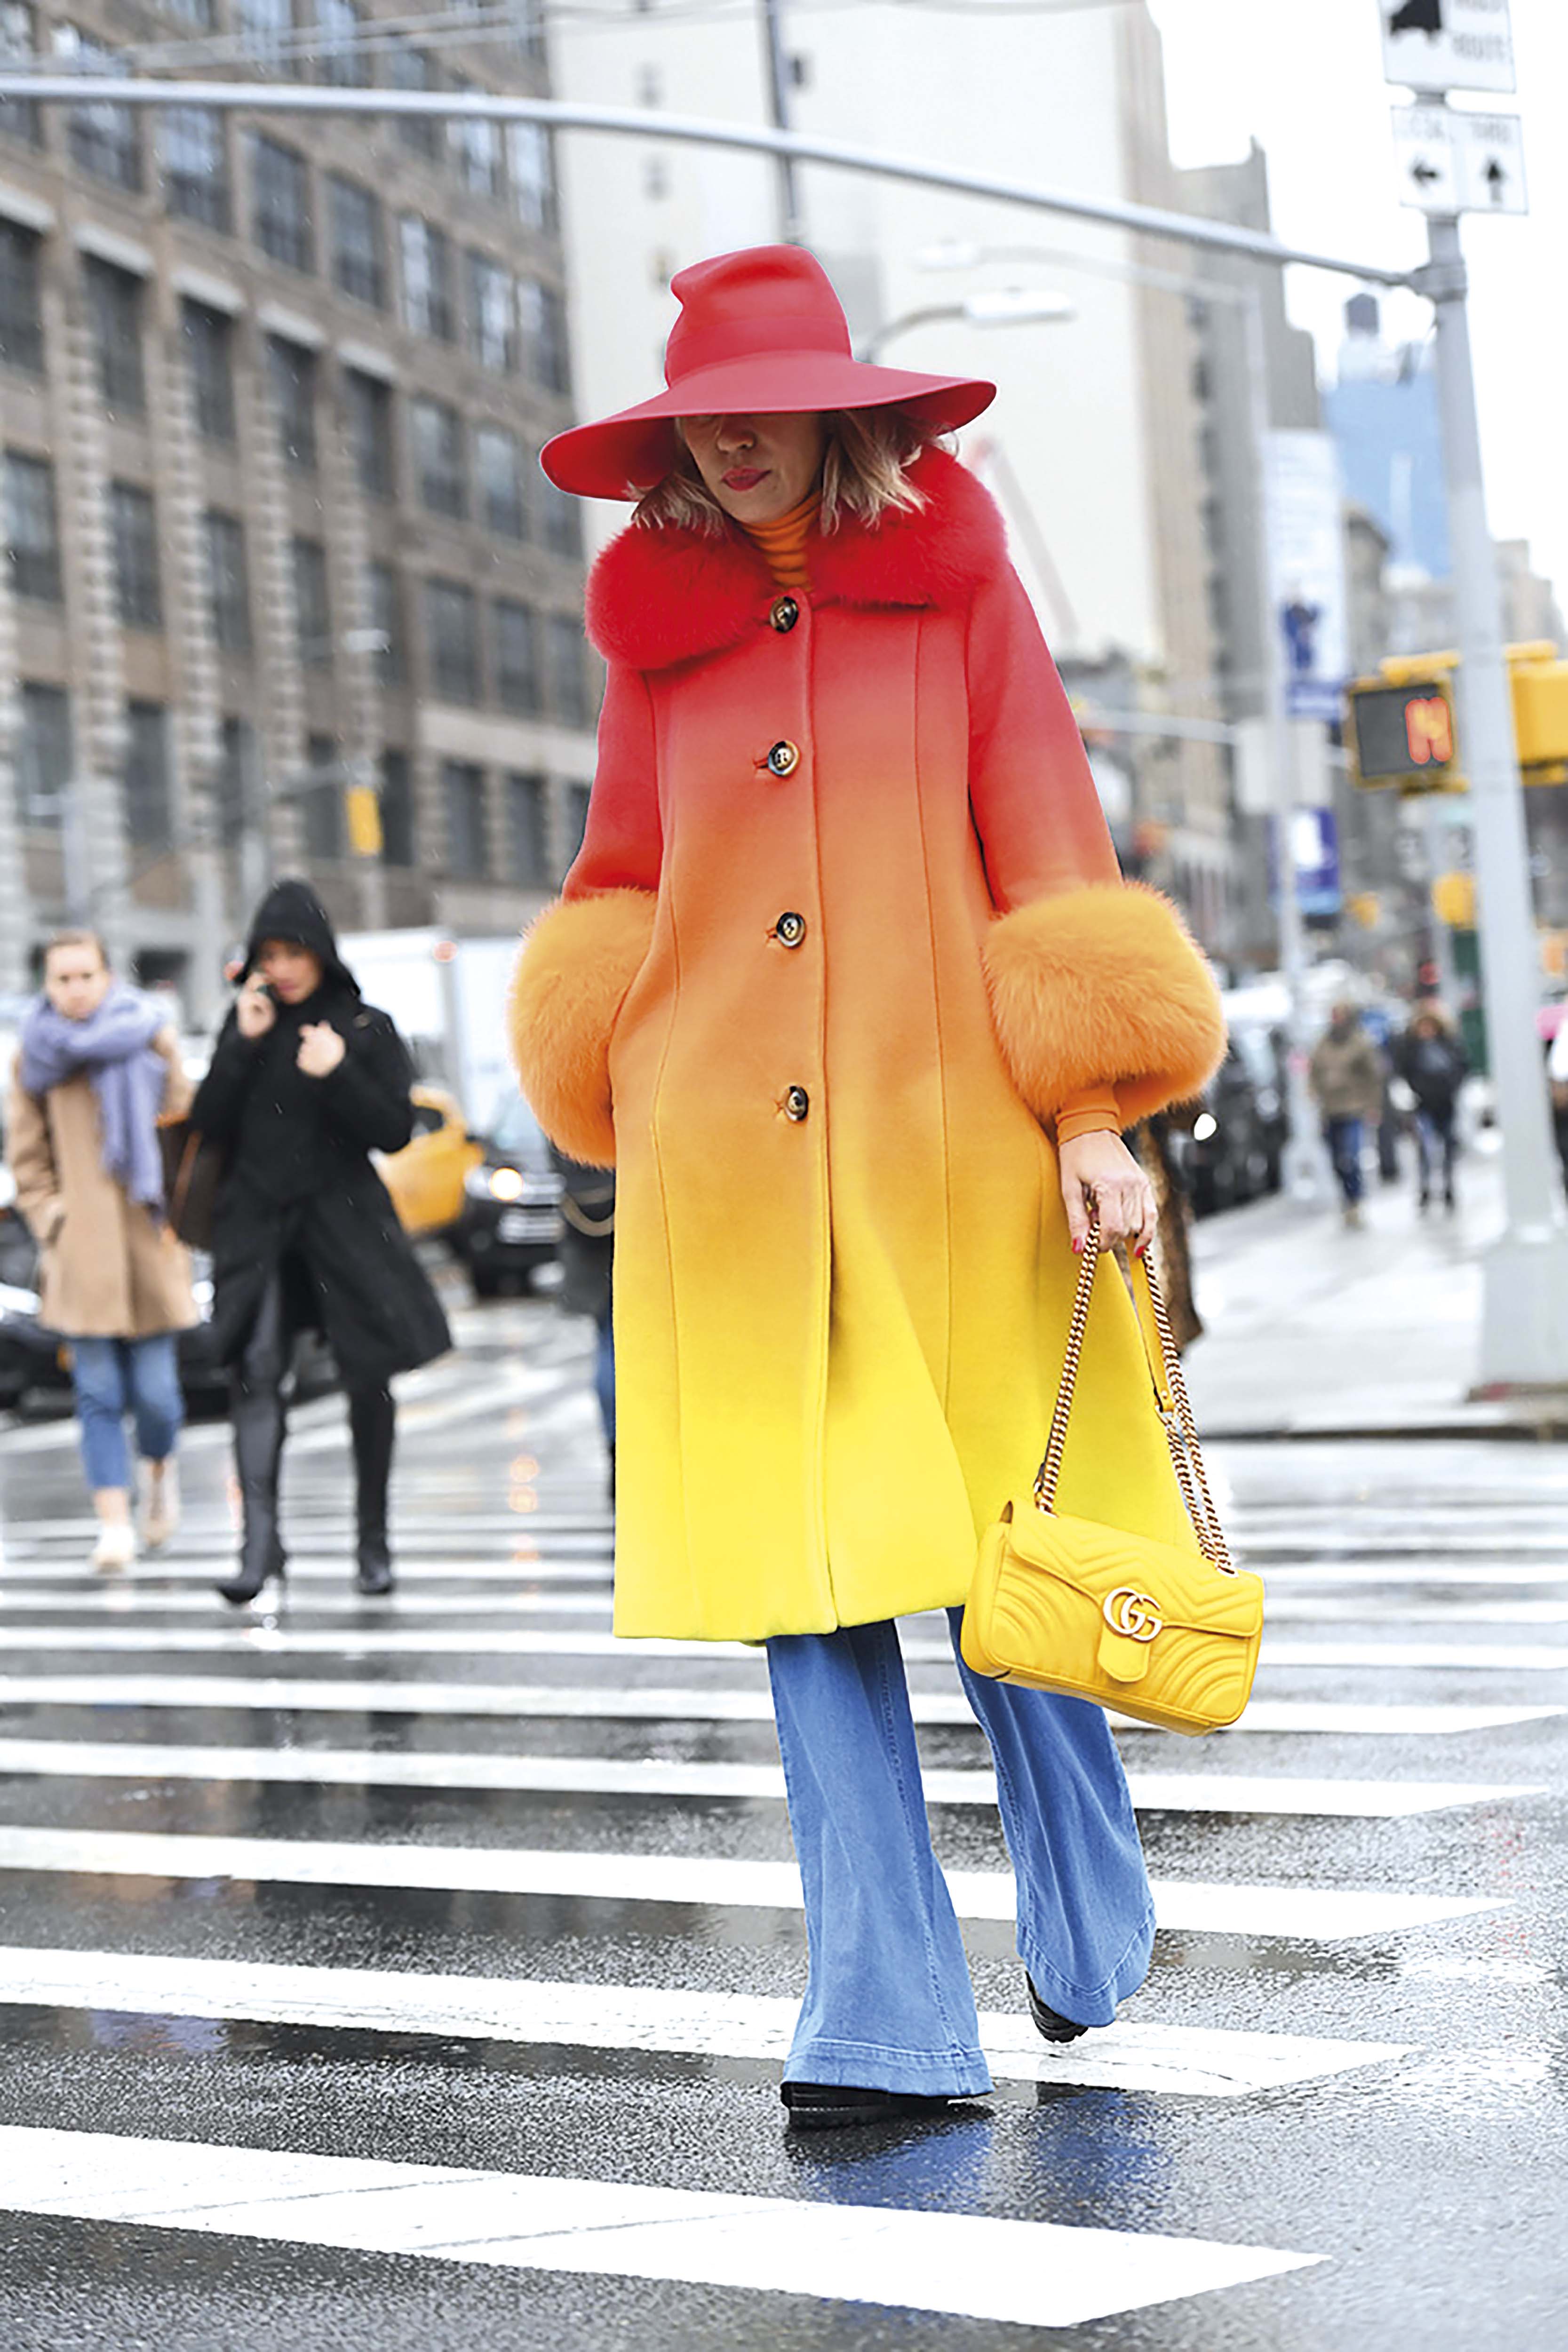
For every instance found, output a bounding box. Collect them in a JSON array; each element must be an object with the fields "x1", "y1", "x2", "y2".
[{"x1": 857, "y1": 289, "x2": 1075, "y2": 362}]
